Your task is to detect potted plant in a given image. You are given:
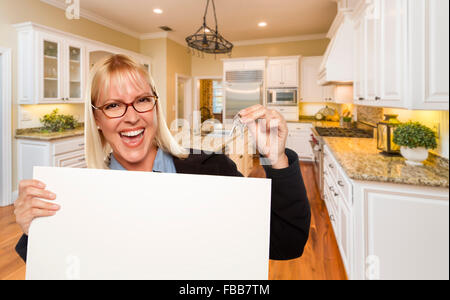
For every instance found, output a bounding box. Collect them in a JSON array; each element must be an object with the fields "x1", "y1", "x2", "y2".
[
  {"x1": 40, "y1": 109, "x2": 78, "y2": 133},
  {"x1": 393, "y1": 122, "x2": 437, "y2": 166}
]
